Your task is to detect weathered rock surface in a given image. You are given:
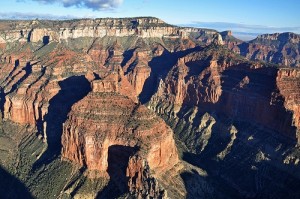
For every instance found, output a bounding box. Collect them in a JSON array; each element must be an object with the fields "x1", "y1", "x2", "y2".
[
  {"x1": 141, "y1": 44, "x2": 300, "y2": 198},
  {"x1": 236, "y1": 32, "x2": 300, "y2": 67},
  {"x1": 277, "y1": 68, "x2": 300, "y2": 143},
  {"x1": 60, "y1": 69, "x2": 180, "y2": 196},
  {"x1": 62, "y1": 71, "x2": 178, "y2": 176},
  {"x1": 2, "y1": 18, "x2": 299, "y2": 67},
  {"x1": 0, "y1": 17, "x2": 219, "y2": 45},
  {"x1": 126, "y1": 155, "x2": 166, "y2": 198},
  {"x1": 147, "y1": 45, "x2": 299, "y2": 142}
]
